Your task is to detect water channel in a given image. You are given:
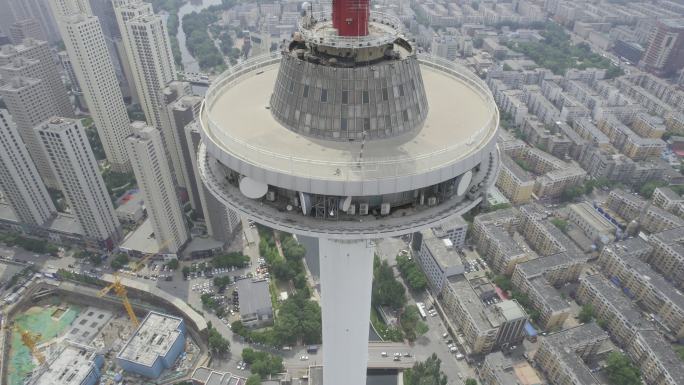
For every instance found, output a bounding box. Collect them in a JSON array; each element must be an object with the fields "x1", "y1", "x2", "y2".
[{"x1": 176, "y1": 0, "x2": 224, "y2": 74}]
